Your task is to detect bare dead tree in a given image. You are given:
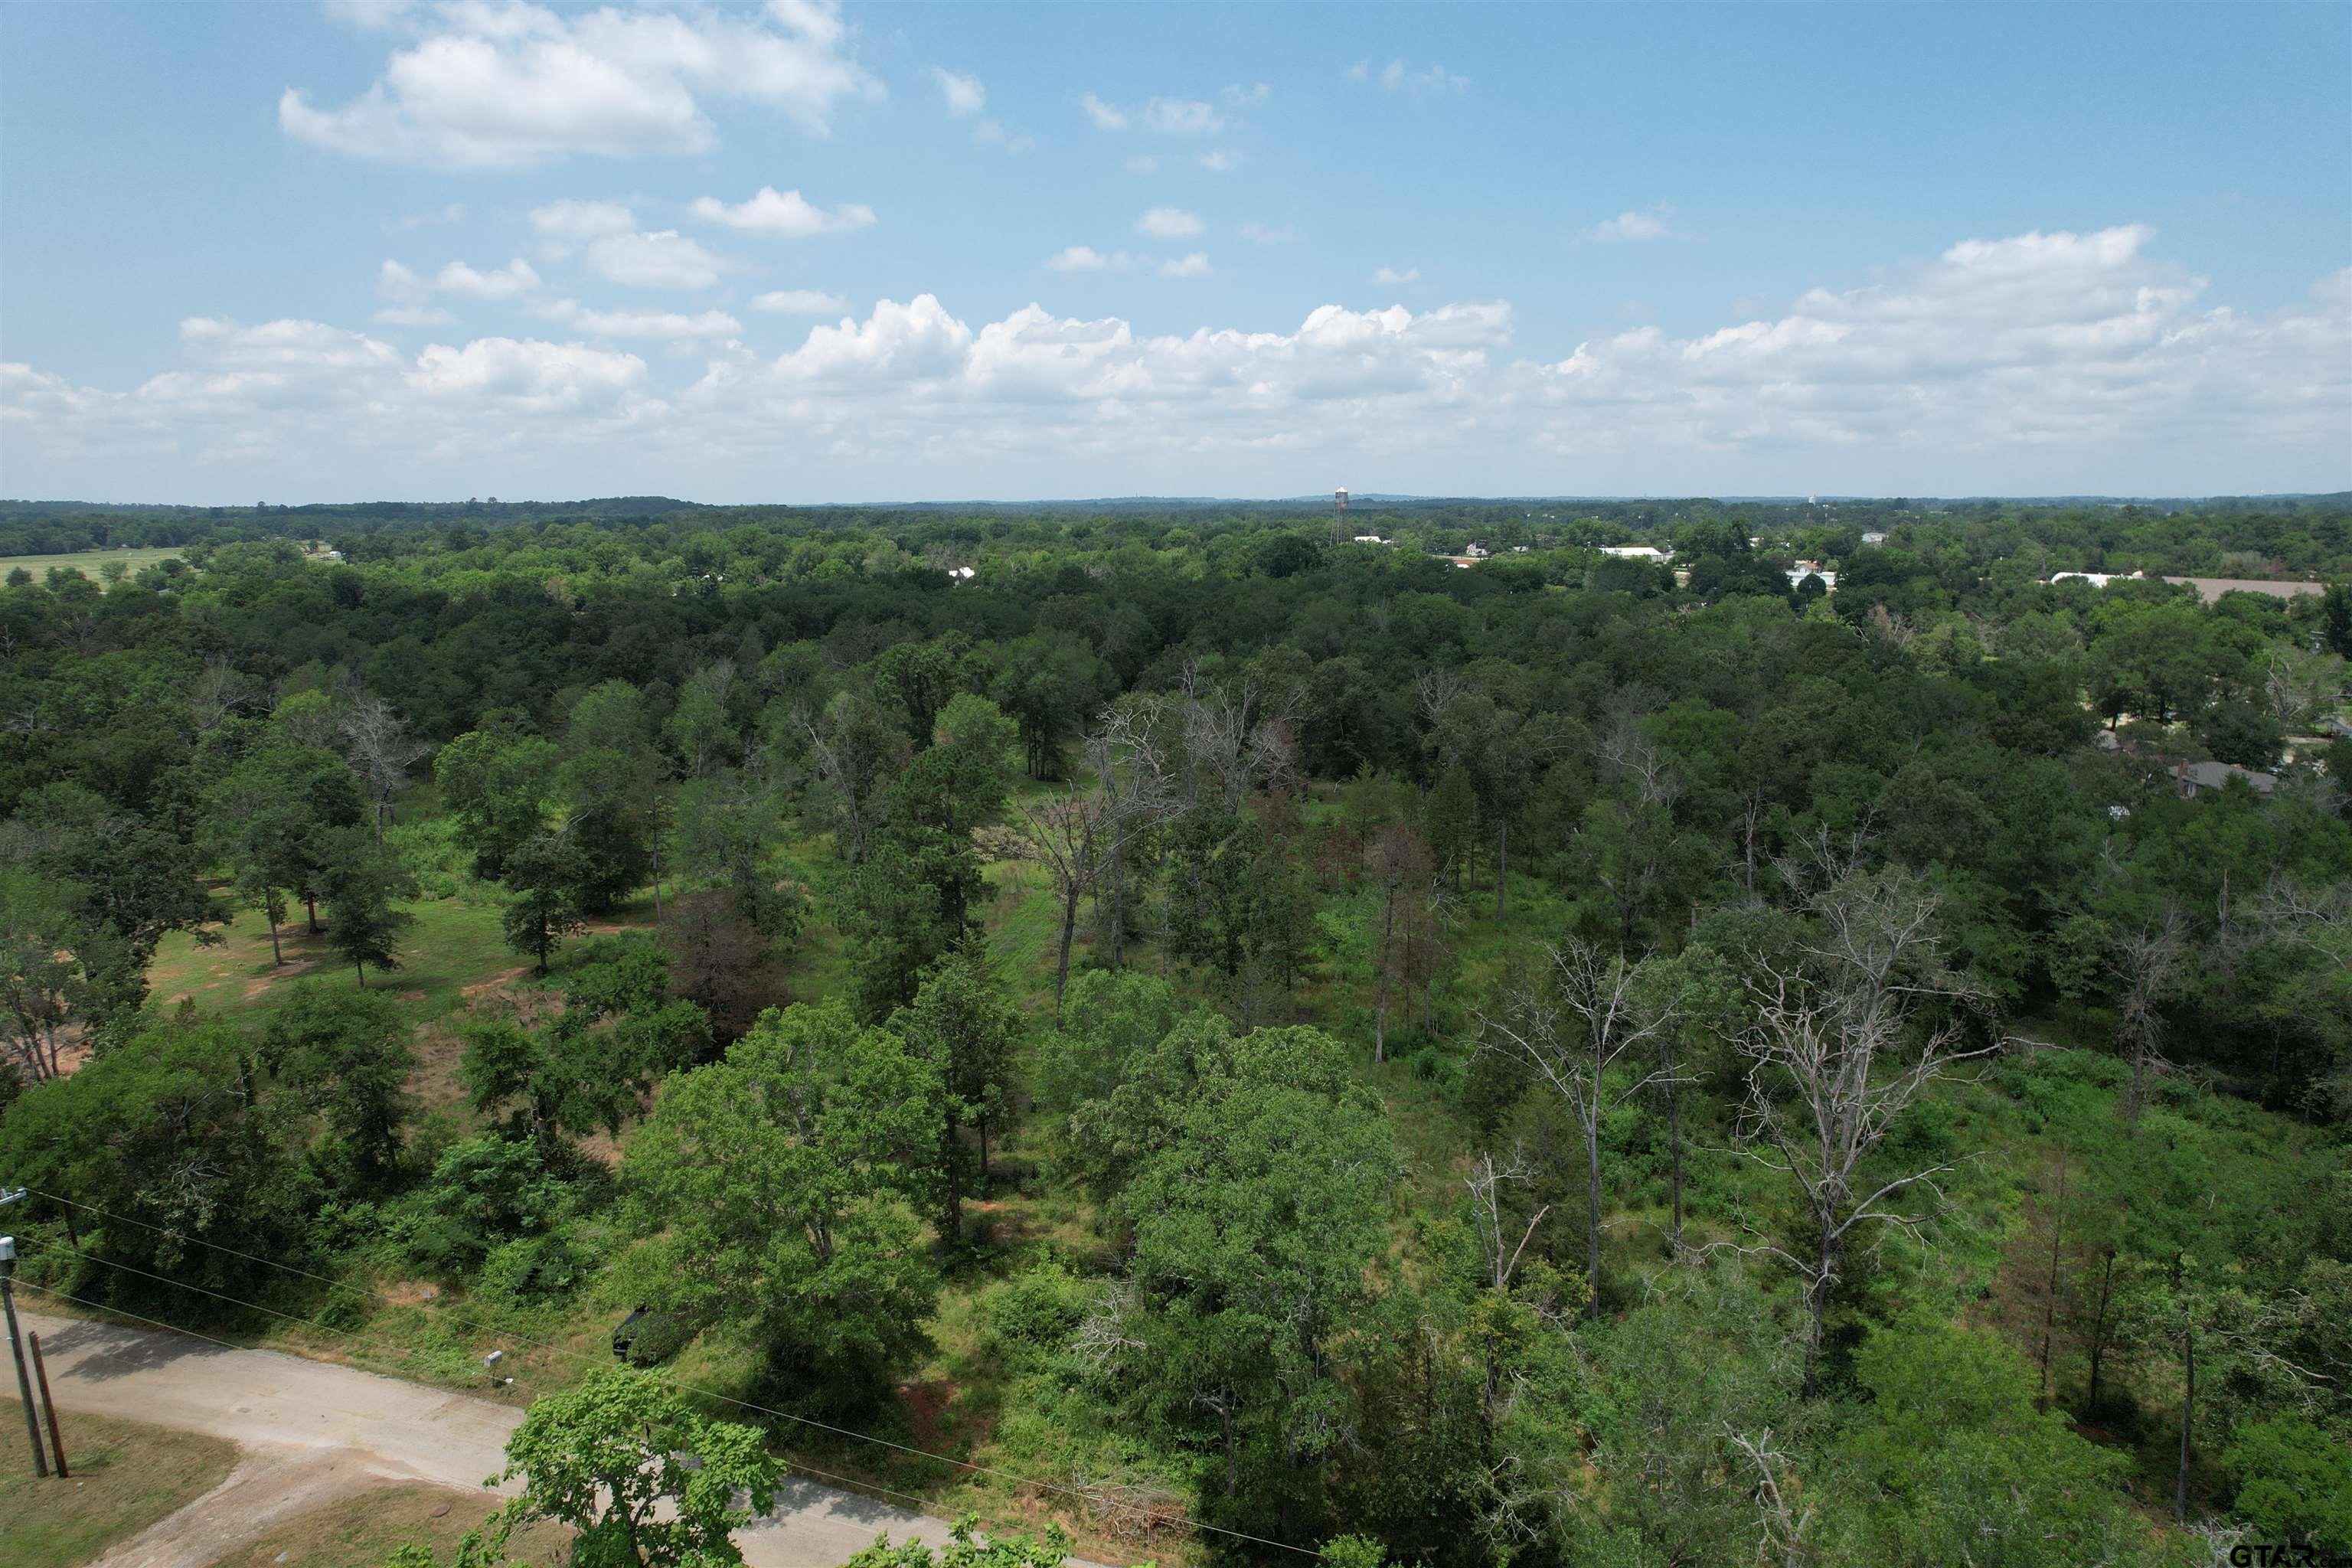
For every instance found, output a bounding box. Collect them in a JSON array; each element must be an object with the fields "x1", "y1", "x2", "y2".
[
  {"x1": 1015, "y1": 787, "x2": 1106, "y2": 1024},
  {"x1": 1480, "y1": 939, "x2": 1687, "y2": 1319},
  {"x1": 1723, "y1": 868, "x2": 1997, "y2": 1395},
  {"x1": 340, "y1": 690, "x2": 431, "y2": 841},
  {"x1": 1090, "y1": 697, "x2": 1185, "y2": 965},
  {"x1": 1175, "y1": 663, "x2": 1301, "y2": 812},
  {"x1": 1464, "y1": 1146, "x2": 1550, "y2": 1295},
  {"x1": 2112, "y1": 900, "x2": 2189, "y2": 1132},
  {"x1": 1726, "y1": 1427, "x2": 1814, "y2": 1568}
]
